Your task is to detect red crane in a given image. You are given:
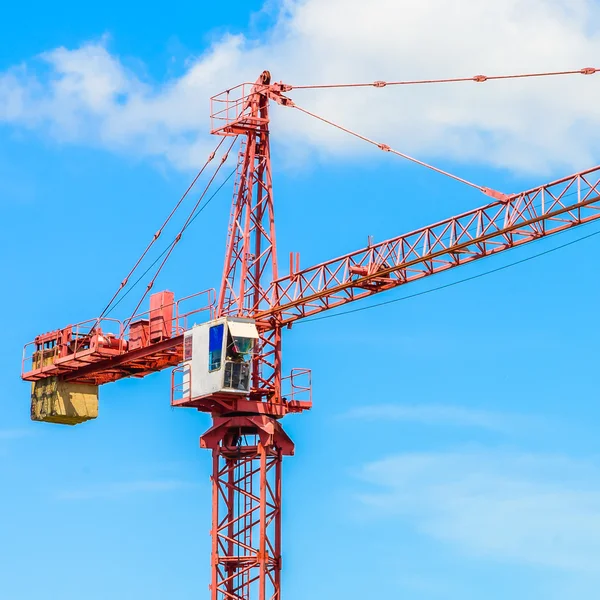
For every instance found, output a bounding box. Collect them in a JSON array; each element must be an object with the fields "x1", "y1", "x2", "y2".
[{"x1": 22, "y1": 67, "x2": 600, "y2": 600}]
